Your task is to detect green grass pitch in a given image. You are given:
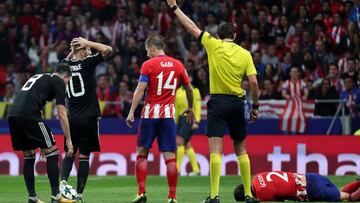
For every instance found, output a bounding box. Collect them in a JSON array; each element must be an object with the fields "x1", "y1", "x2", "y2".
[{"x1": 0, "y1": 175, "x2": 358, "y2": 203}]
